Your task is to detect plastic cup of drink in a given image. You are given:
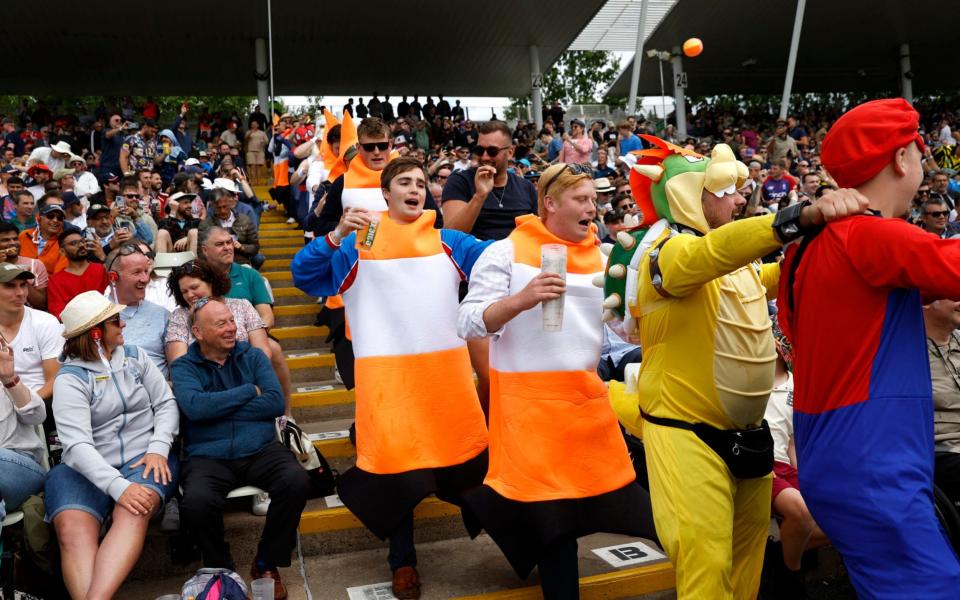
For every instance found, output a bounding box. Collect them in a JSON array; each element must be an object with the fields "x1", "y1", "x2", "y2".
[
  {"x1": 541, "y1": 244, "x2": 567, "y2": 332},
  {"x1": 251, "y1": 578, "x2": 275, "y2": 600}
]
